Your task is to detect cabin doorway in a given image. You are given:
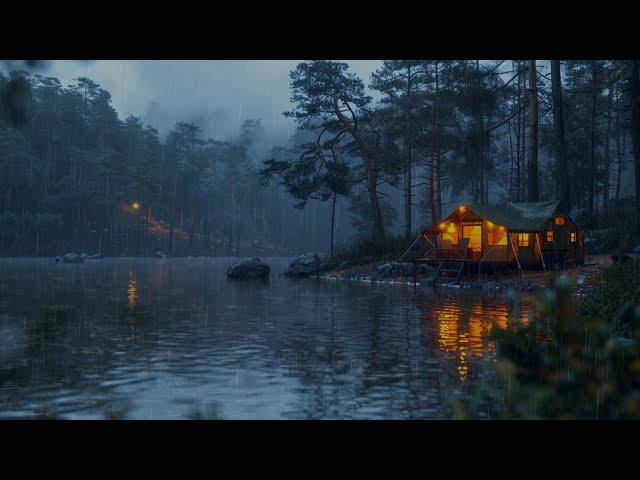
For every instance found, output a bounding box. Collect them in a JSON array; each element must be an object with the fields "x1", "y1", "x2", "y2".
[{"x1": 462, "y1": 224, "x2": 482, "y2": 257}]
